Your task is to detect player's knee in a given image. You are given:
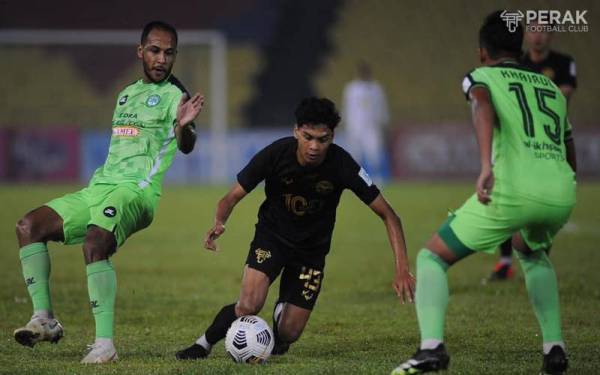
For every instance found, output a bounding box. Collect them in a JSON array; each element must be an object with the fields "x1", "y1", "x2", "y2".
[
  {"x1": 16, "y1": 214, "x2": 41, "y2": 243},
  {"x1": 83, "y1": 226, "x2": 116, "y2": 264},
  {"x1": 236, "y1": 298, "x2": 262, "y2": 316}
]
